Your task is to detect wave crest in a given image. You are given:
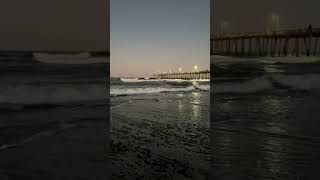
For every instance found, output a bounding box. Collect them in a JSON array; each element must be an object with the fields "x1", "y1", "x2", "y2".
[
  {"x1": 215, "y1": 74, "x2": 320, "y2": 94},
  {"x1": 0, "y1": 84, "x2": 106, "y2": 104},
  {"x1": 110, "y1": 85, "x2": 209, "y2": 95}
]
